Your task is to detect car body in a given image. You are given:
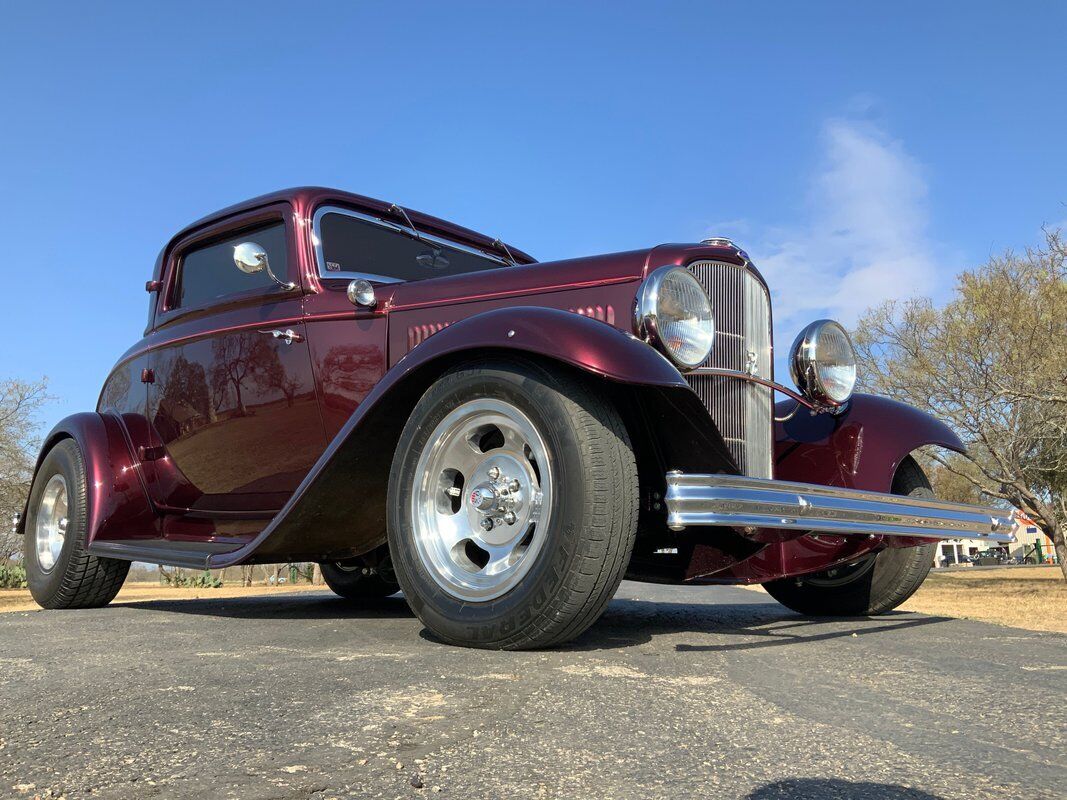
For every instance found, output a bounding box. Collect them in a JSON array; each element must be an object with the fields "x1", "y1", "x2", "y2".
[{"x1": 18, "y1": 187, "x2": 1015, "y2": 648}]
